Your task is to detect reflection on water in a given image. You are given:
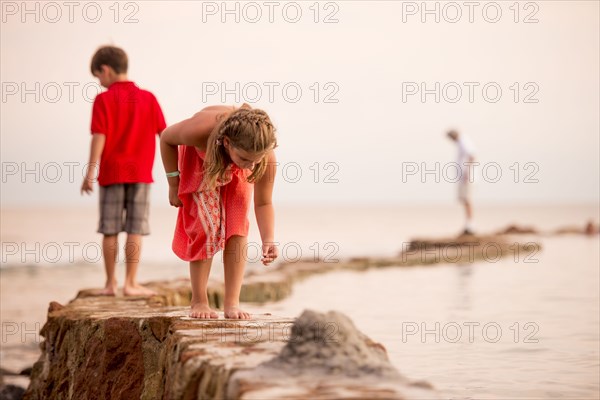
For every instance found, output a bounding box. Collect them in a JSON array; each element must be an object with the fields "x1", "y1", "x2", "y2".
[{"x1": 267, "y1": 236, "x2": 600, "y2": 399}]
